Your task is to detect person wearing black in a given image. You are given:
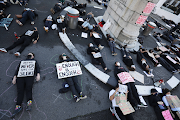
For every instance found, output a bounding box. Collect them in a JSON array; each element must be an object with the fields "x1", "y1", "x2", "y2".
[
  {"x1": 11, "y1": 53, "x2": 41, "y2": 118},
  {"x1": 136, "y1": 51, "x2": 151, "y2": 74},
  {"x1": 56, "y1": 15, "x2": 66, "y2": 33},
  {"x1": 50, "y1": 2, "x2": 64, "y2": 14},
  {"x1": 114, "y1": 62, "x2": 147, "y2": 109},
  {"x1": 43, "y1": 15, "x2": 56, "y2": 32},
  {"x1": 59, "y1": 53, "x2": 87, "y2": 102},
  {"x1": 154, "y1": 54, "x2": 178, "y2": 74},
  {"x1": 90, "y1": 31, "x2": 104, "y2": 50},
  {"x1": 0, "y1": 27, "x2": 39, "y2": 56},
  {"x1": 148, "y1": 89, "x2": 165, "y2": 120},
  {"x1": 87, "y1": 43, "x2": 111, "y2": 73}
]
